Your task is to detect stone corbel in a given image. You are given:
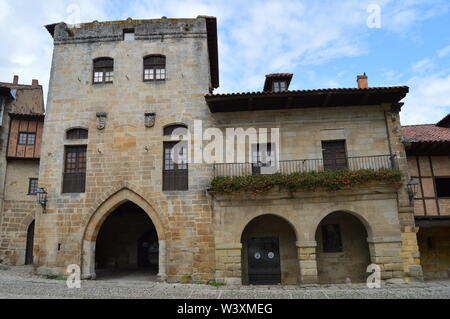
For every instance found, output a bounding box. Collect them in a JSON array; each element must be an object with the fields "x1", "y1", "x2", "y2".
[{"x1": 96, "y1": 112, "x2": 108, "y2": 130}]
